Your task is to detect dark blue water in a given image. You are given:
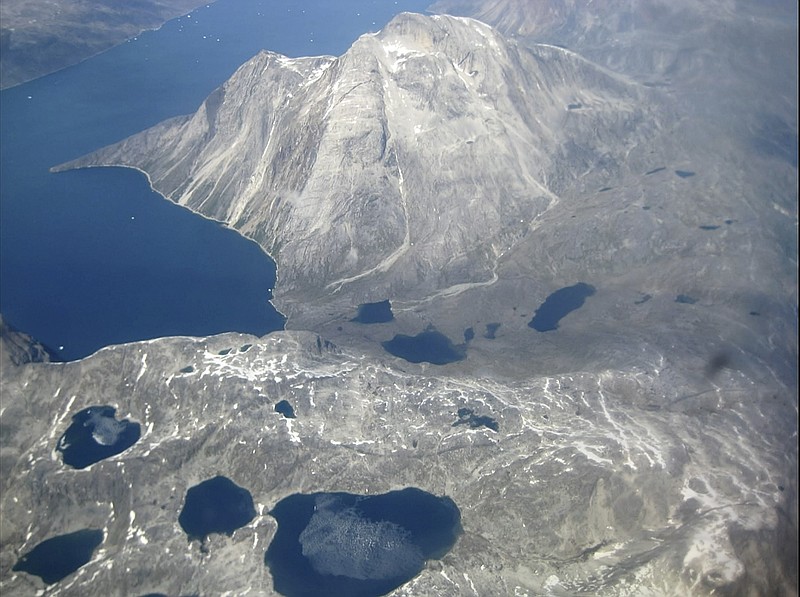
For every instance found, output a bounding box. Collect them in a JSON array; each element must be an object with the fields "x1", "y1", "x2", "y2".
[
  {"x1": 452, "y1": 407, "x2": 499, "y2": 432},
  {"x1": 528, "y1": 283, "x2": 596, "y2": 332},
  {"x1": 351, "y1": 300, "x2": 394, "y2": 324},
  {"x1": 0, "y1": 0, "x2": 431, "y2": 361},
  {"x1": 265, "y1": 489, "x2": 461, "y2": 597},
  {"x1": 275, "y1": 399, "x2": 296, "y2": 418},
  {"x1": 13, "y1": 529, "x2": 104, "y2": 584},
  {"x1": 382, "y1": 330, "x2": 465, "y2": 365},
  {"x1": 178, "y1": 476, "x2": 257, "y2": 541},
  {"x1": 57, "y1": 405, "x2": 141, "y2": 469}
]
